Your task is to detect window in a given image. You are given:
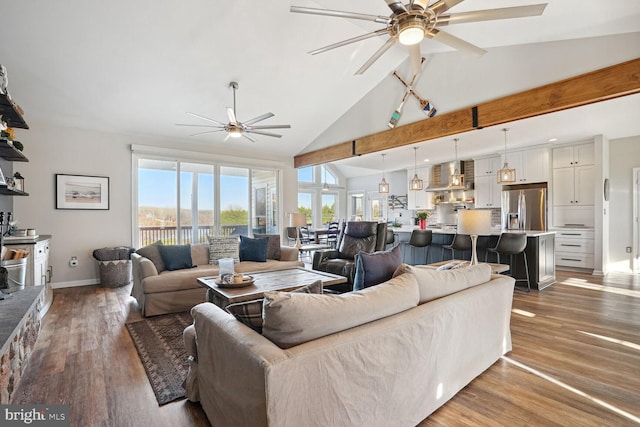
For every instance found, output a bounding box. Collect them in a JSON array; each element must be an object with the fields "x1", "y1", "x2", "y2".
[
  {"x1": 135, "y1": 157, "x2": 280, "y2": 247},
  {"x1": 298, "y1": 192, "x2": 312, "y2": 225},
  {"x1": 321, "y1": 193, "x2": 336, "y2": 224},
  {"x1": 320, "y1": 165, "x2": 336, "y2": 184},
  {"x1": 298, "y1": 167, "x2": 313, "y2": 182},
  {"x1": 297, "y1": 165, "x2": 342, "y2": 228}
]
